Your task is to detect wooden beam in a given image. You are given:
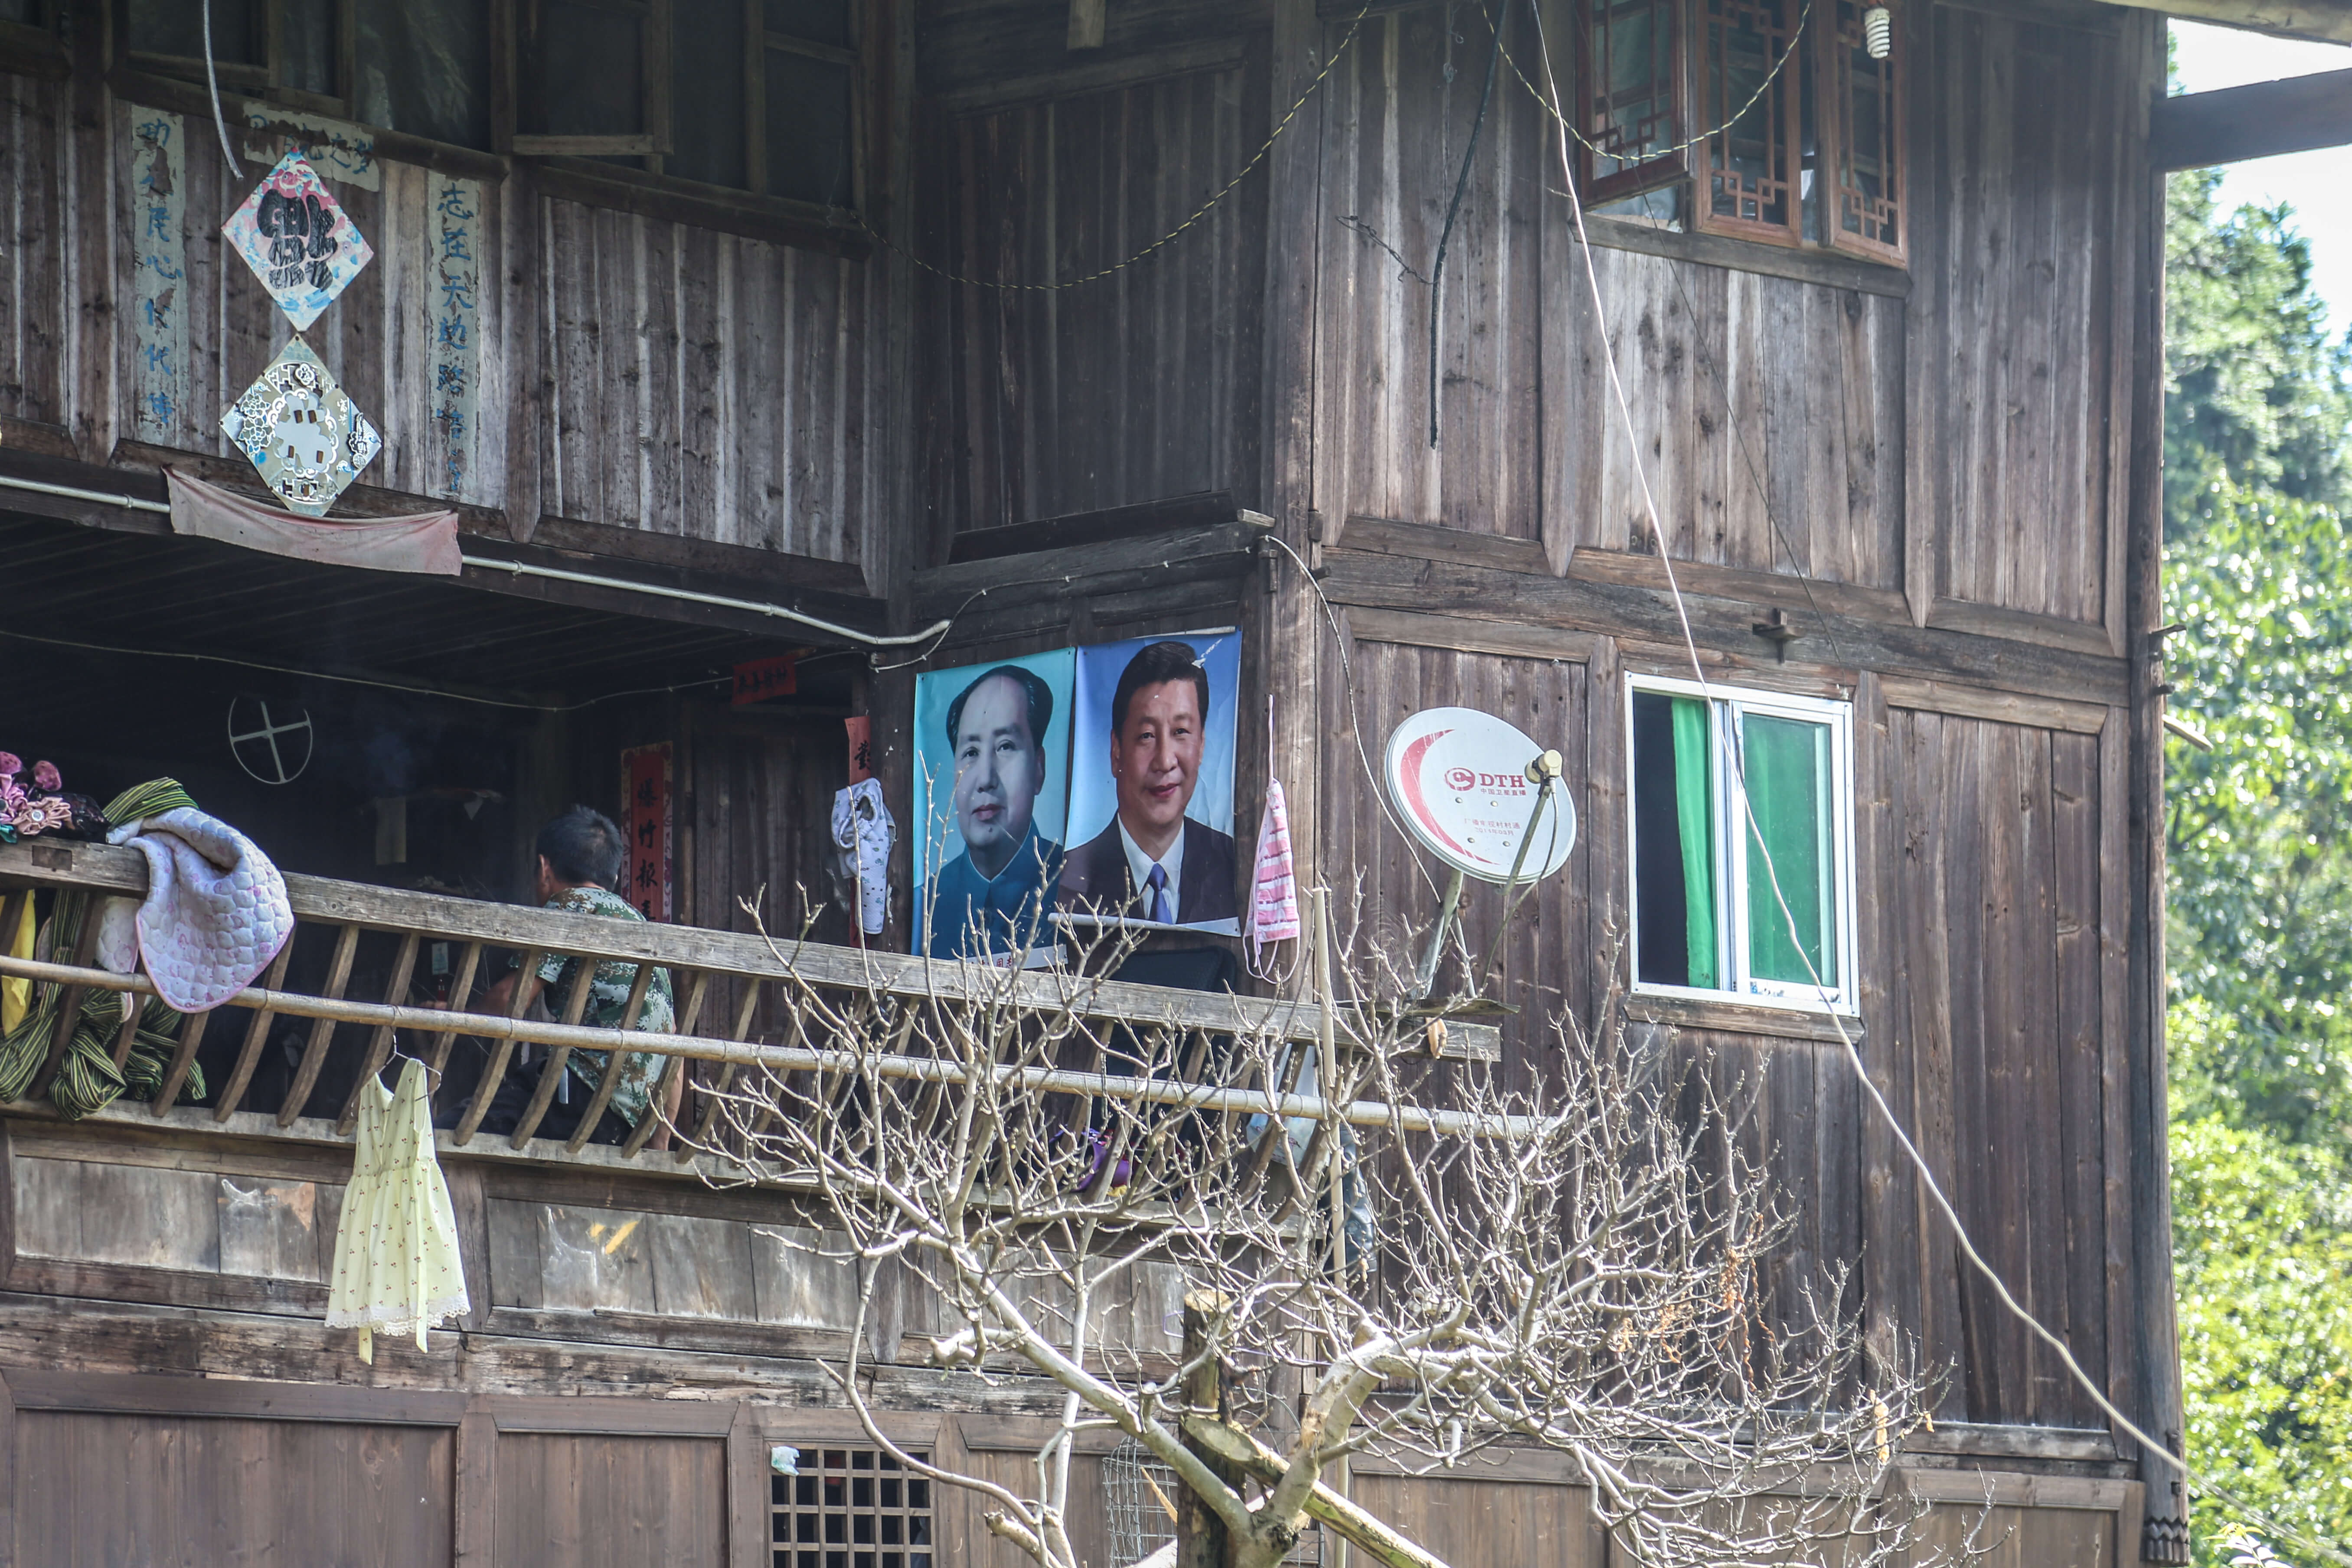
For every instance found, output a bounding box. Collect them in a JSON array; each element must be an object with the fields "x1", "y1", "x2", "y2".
[
  {"x1": 2151, "y1": 66, "x2": 2352, "y2": 167},
  {"x1": 2085, "y1": 0, "x2": 2352, "y2": 44}
]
